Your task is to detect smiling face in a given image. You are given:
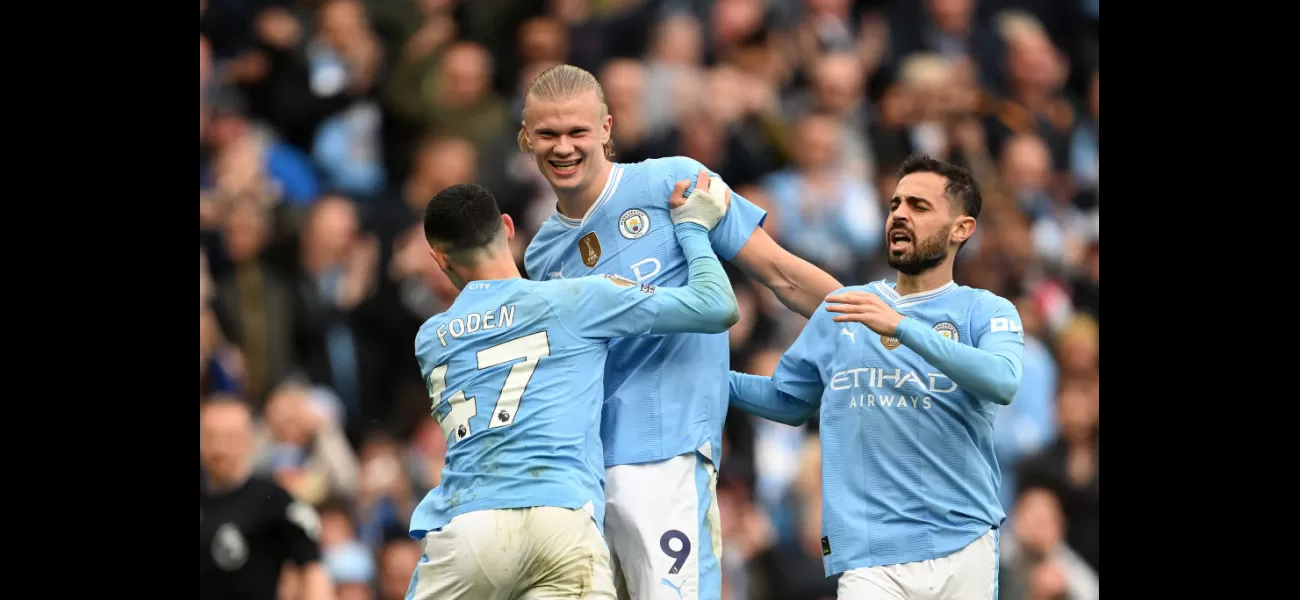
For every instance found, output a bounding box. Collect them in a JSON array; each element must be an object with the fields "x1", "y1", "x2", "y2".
[{"x1": 521, "y1": 89, "x2": 613, "y2": 194}]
